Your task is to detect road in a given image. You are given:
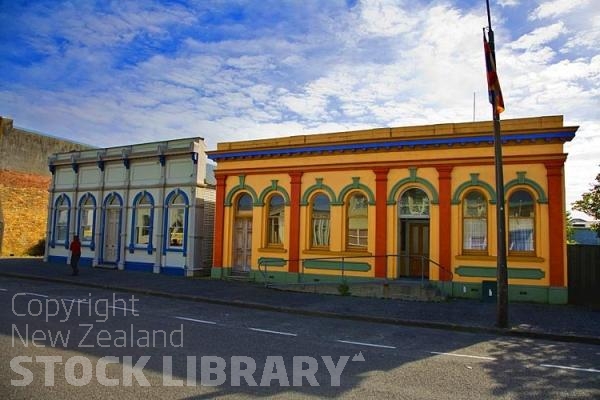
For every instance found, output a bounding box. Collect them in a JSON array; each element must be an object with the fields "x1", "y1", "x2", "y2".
[{"x1": 1, "y1": 276, "x2": 599, "y2": 399}]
